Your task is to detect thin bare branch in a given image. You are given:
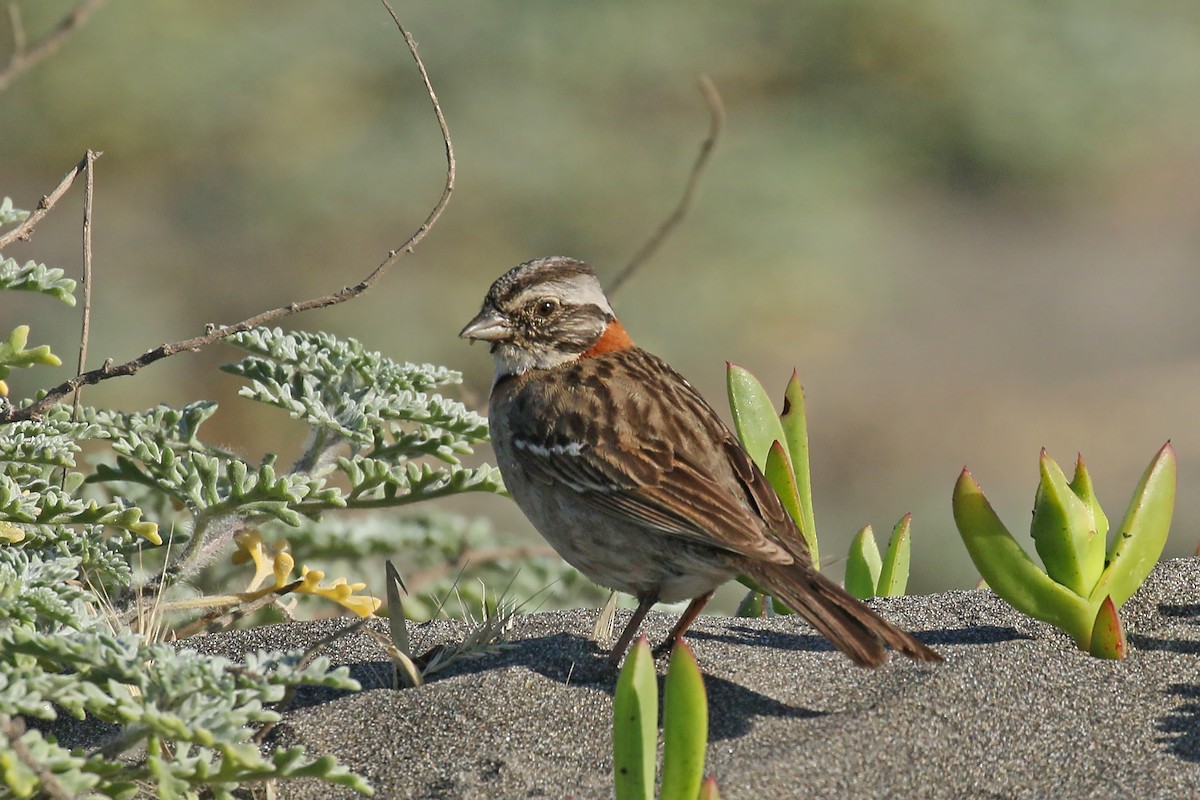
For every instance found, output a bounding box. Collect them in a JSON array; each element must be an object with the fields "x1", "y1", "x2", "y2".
[
  {"x1": 608, "y1": 75, "x2": 725, "y2": 297},
  {"x1": 6, "y1": 4, "x2": 26, "y2": 57},
  {"x1": 0, "y1": 154, "x2": 89, "y2": 249},
  {"x1": 0, "y1": 2, "x2": 454, "y2": 423},
  {"x1": 377, "y1": 0, "x2": 455, "y2": 263},
  {"x1": 73, "y1": 149, "x2": 100, "y2": 417},
  {"x1": 0, "y1": 0, "x2": 110, "y2": 95}
]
